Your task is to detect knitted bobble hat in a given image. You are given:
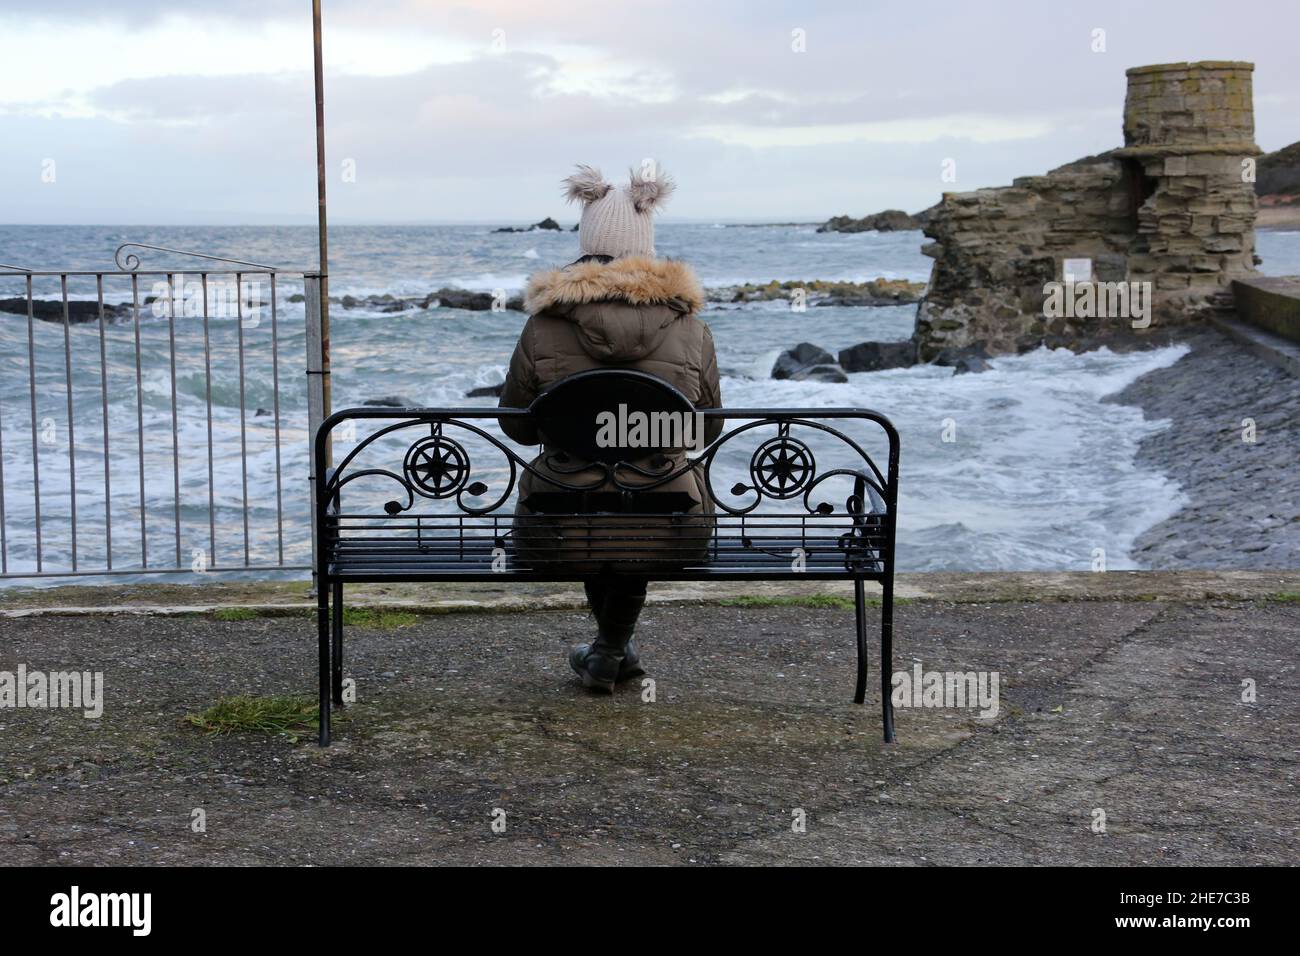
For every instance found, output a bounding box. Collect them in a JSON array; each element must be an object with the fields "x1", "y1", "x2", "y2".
[{"x1": 562, "y1": 163, "x2": 675, "y2": 258}]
